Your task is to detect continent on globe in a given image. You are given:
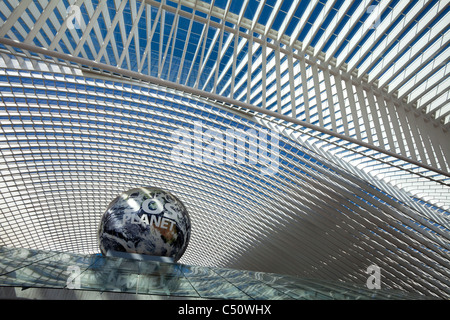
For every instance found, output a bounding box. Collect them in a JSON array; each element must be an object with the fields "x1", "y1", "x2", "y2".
[{"x1": 98, "y1": 187, "x2": 191, "y2": 262}]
